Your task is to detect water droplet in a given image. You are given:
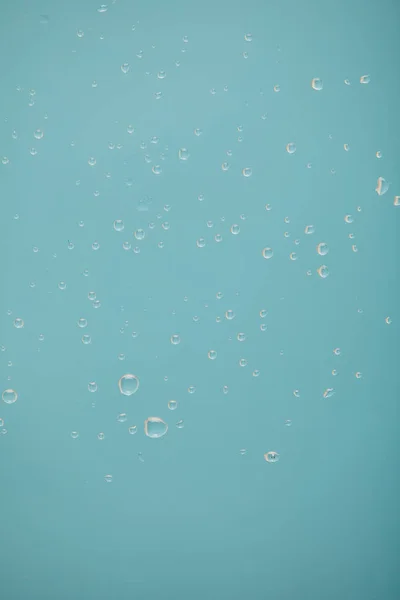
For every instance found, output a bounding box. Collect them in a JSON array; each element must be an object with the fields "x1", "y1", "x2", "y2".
[
  {"x1": 273, "y1": 84, "x2": 280, "y2": 92},
  {"x1": 323, "y1": 388, "x2": 335, "y2": 398},
  {"x1": 252, "y1": 369, "x2": 260, "y2": 377},
  {"x1": 214, "y1": 233, "x2": 222, "y2": 243},
  {"x1": 194, "y1": 128, "x2": 203, "y2": 136},
  {"x1": 394, "y1": 197, "x2": 400, "y2": 206},
  {"x1": 221, "y1": 162, "x2": 230, "y2": 171},
  {"x1": 355, "y1": 372, "x2": 362, "y2": 379},
  {"x1": 77, "y1": 29, "x2": 84, "y2": 38},
  {"x1": 208, "y1": 350, "x2": 217, "y2": 360},
  {"x1": 311, "y1": 77, "x2": 323, "y2": 91},
  {"x1": 286, "y1": 142, "x2": 296, "y2": 154},
  {"x1": 2, "y1": 389, "x2": 17, "y2": 404},
  {"x1": 178, "y1": 148, "x2": 190, "y2": 161},
  {"x1": 168, "y1": 400, "x2": 178, "y2": 410},
  {"x1": 242, "y1": 167, "x2": 252, "y2": 177},
  {"x1": 225, "y1": 309, "x2": 235, "y2": 320},
  {"x1": 260, "y1": 323, "x2": 267, "y2": 332},
  {"x1": 285, "y1": 419, "x2": 292, "y2": 427},
  {"x1": 176, "y1": 419, "x2": 184, "y2": 429},
  {"x1": 375, "y1": 177, "x2": 389, "y2": 196},
  {"x1": 317, "y1": 265, "x2": 329, "y2": 278},
  {"x1": 92, "y1": 241, "x2": 100, "y2": 251},
  {"x1": 230, "y1": 224, "x2": 240, "y2": 235},
  {"x1": 239, "y1": 358, "x2": 248, "y2": 367},
  {"x1": 262, "y1": 247, "x2": 273, "y2": 259},
  {"x1": 88, "y1": 157, "x2": 96, "y2": 166},
  {"x1": 13, "y1": 318, "x2": 24, "y2": 329},
  {"x1": 170, "y1": 334, "x2": 181, "y2": 345},
  {"x1": 293, "y1": 389, "x2": 300, "y2": 398},
  {"x1": 33, "y1": 129, "x2": 44, "y2": 140},
  {"x1": 71, "y1": 431, "x2": 79, "y2": 439},
  {"x1": 376, "y1": 150, "x2": 382, "y2": 159},
  {"x1": 58, "y1": 281, "x2": 67, "y2": 290},
  {"x1": 117, "y1": 413, "x2": 127, "y2": 423},
  {"x1": 118, "y1": 374, "x2": 139, "y2": 396},
  {"x1": 196, "y1": 238, "x2": 206, "y2": 248},
  {"x1": 144, "y1": 417, "x2": 168, "y2": 438},
  {"x1": 264, "y1": 451, "x2": 280, "y2": 463},
  {"x1": 82, "y1": 334, "x2": 91, "y2": 345},
  {"x1": 97, "y1": 432, "x2": 105, "y2": 440},
  {"x1": 289, "y1": 252, "x2": 297, "y2": 261},
  {"x1": 360, "y1": 74, "x2": 370, "y2": 84},
  {"x1": 104, "y1": 474, "x2": 113, "y2": 483},
  {"x1": 152, "y1": 165, "x2": 162, "y2": 175},
  {"x1": 113, "y1": 219, "x2": 124, "y2": 232},
  {"x1": 316, "y1": 242, "x2": 329, "y2": 256},
  {"x1": 385, "y1": 316, "x2": 392, "y2": 325},
  {"x1": 304, "y1": 224, "x2": 315, "y2": 234},
  {"x1": 127, "y1": 425, "x2": 137, "y2": 435},
  {"x1": 188, "y1": 386, "x2": 196, "y2": 394}
]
